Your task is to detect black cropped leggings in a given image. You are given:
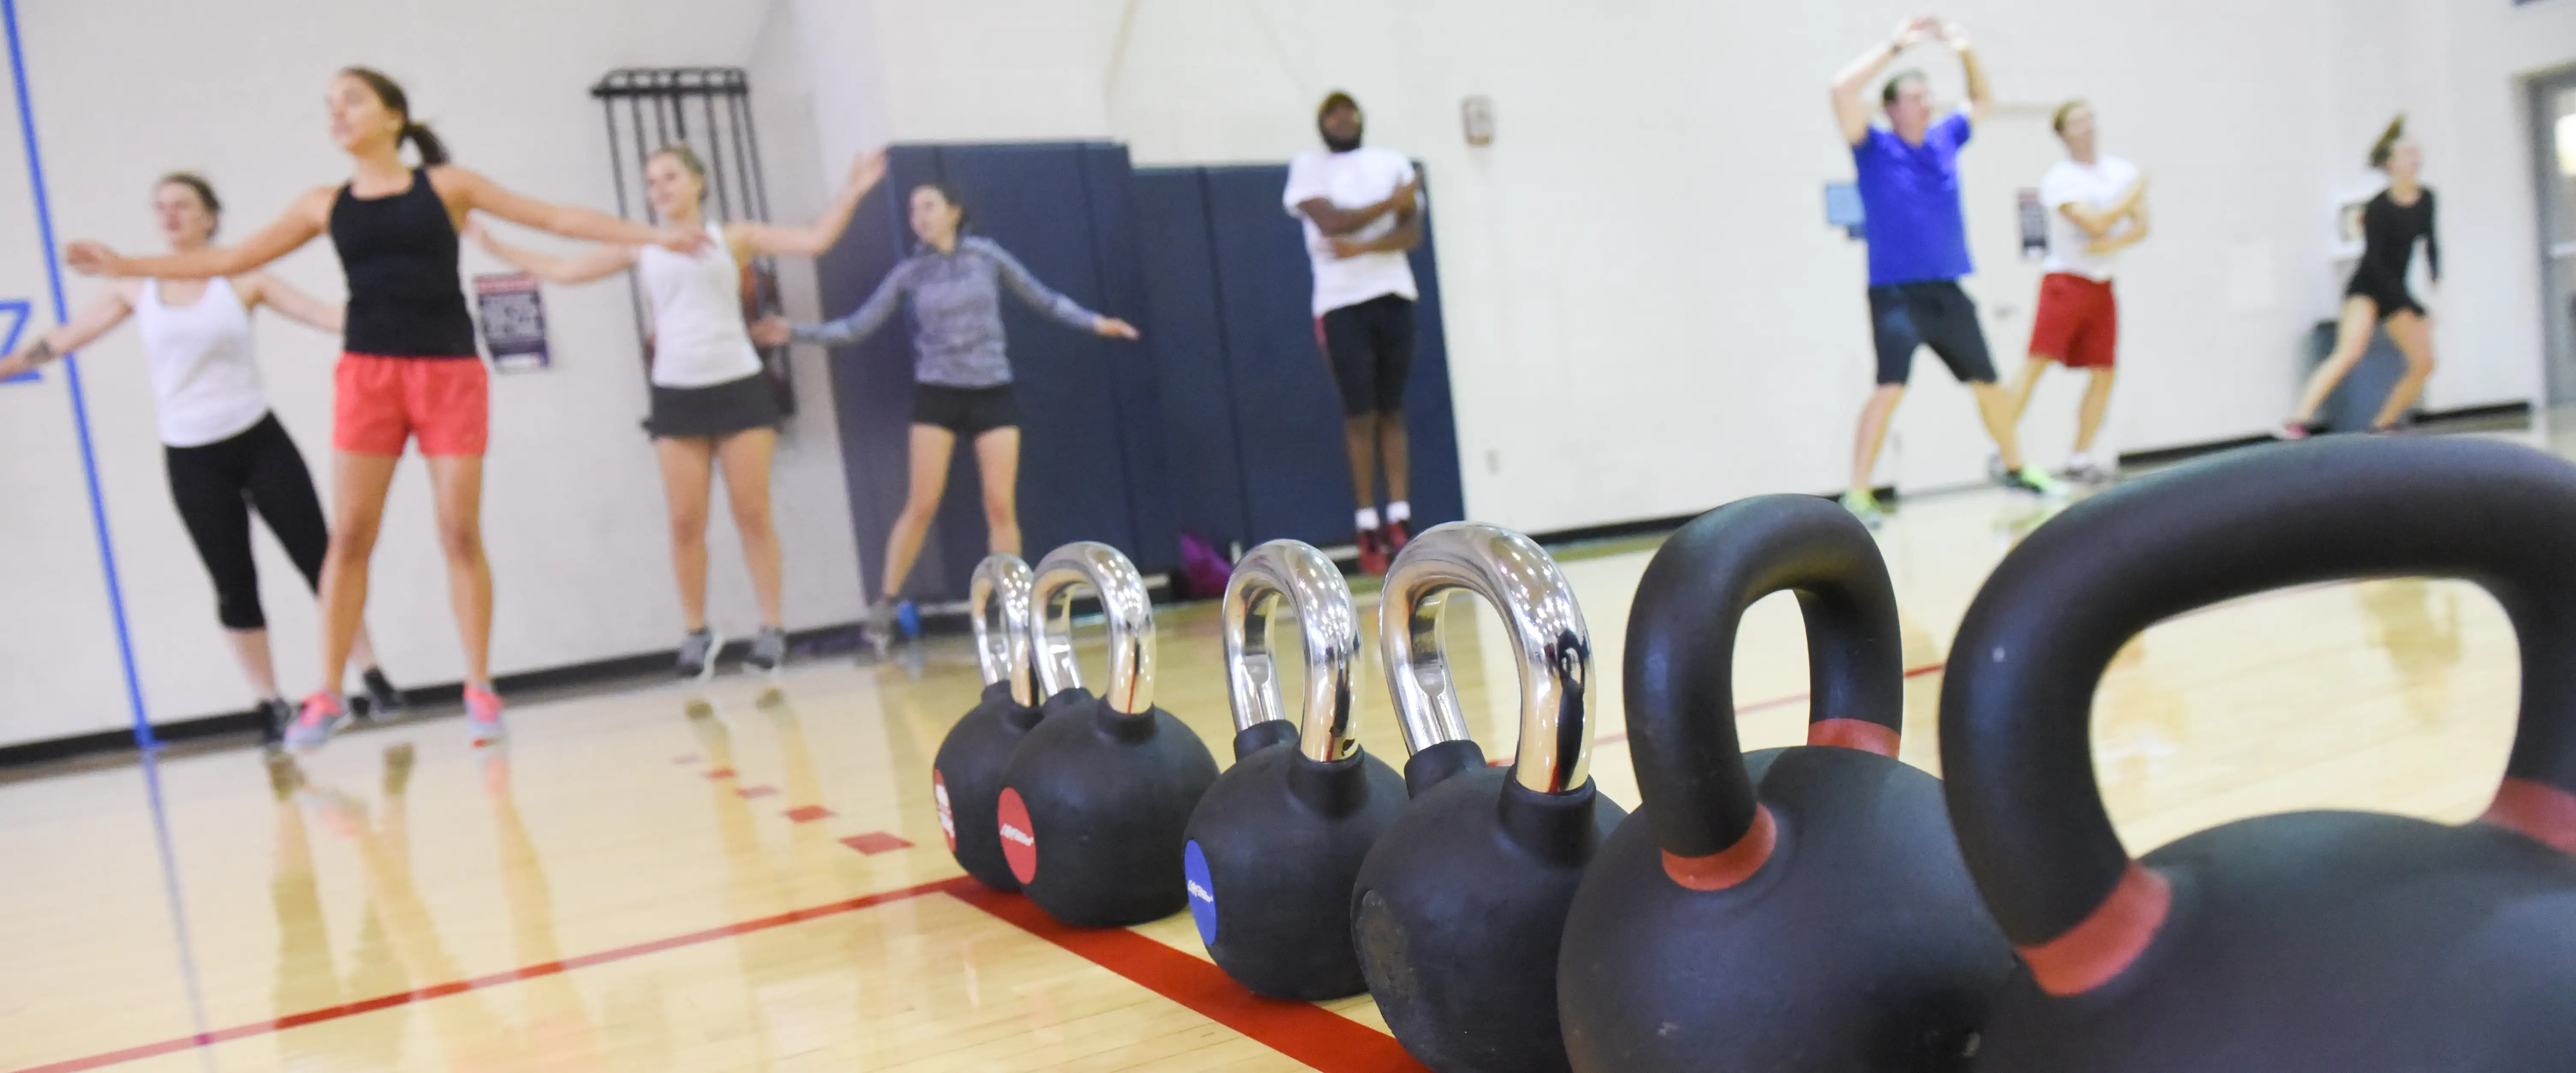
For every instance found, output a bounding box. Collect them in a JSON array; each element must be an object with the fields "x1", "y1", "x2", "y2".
[{"x1": 162, "y1": 413, "x2": 330, "y2": 630}]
